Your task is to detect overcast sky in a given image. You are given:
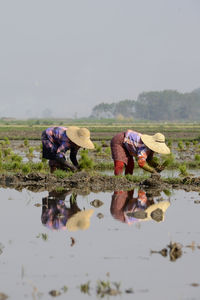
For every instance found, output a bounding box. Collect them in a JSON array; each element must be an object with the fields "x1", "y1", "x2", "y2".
[{"x1": 0, "y1": 0, "x2": 199, "y2": 118}]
